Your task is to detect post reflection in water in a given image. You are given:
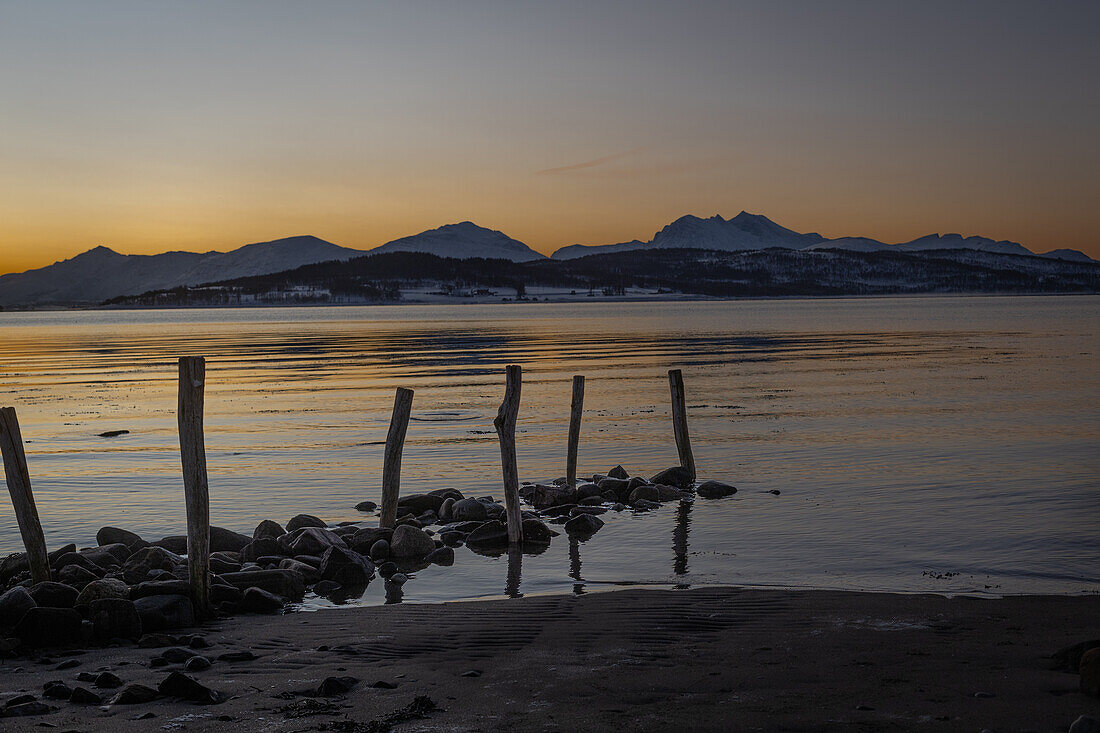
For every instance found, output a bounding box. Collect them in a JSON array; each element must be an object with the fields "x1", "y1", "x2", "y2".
[
  {"x1": 673, "y1": 499, "x2": 692, "y2": 584},
  {"x1": 569, "y1": 536, "x2": 583, "y2": 595},
  {"x1": 505, "y1": 546, "x2": 523, "y2": 598}
]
